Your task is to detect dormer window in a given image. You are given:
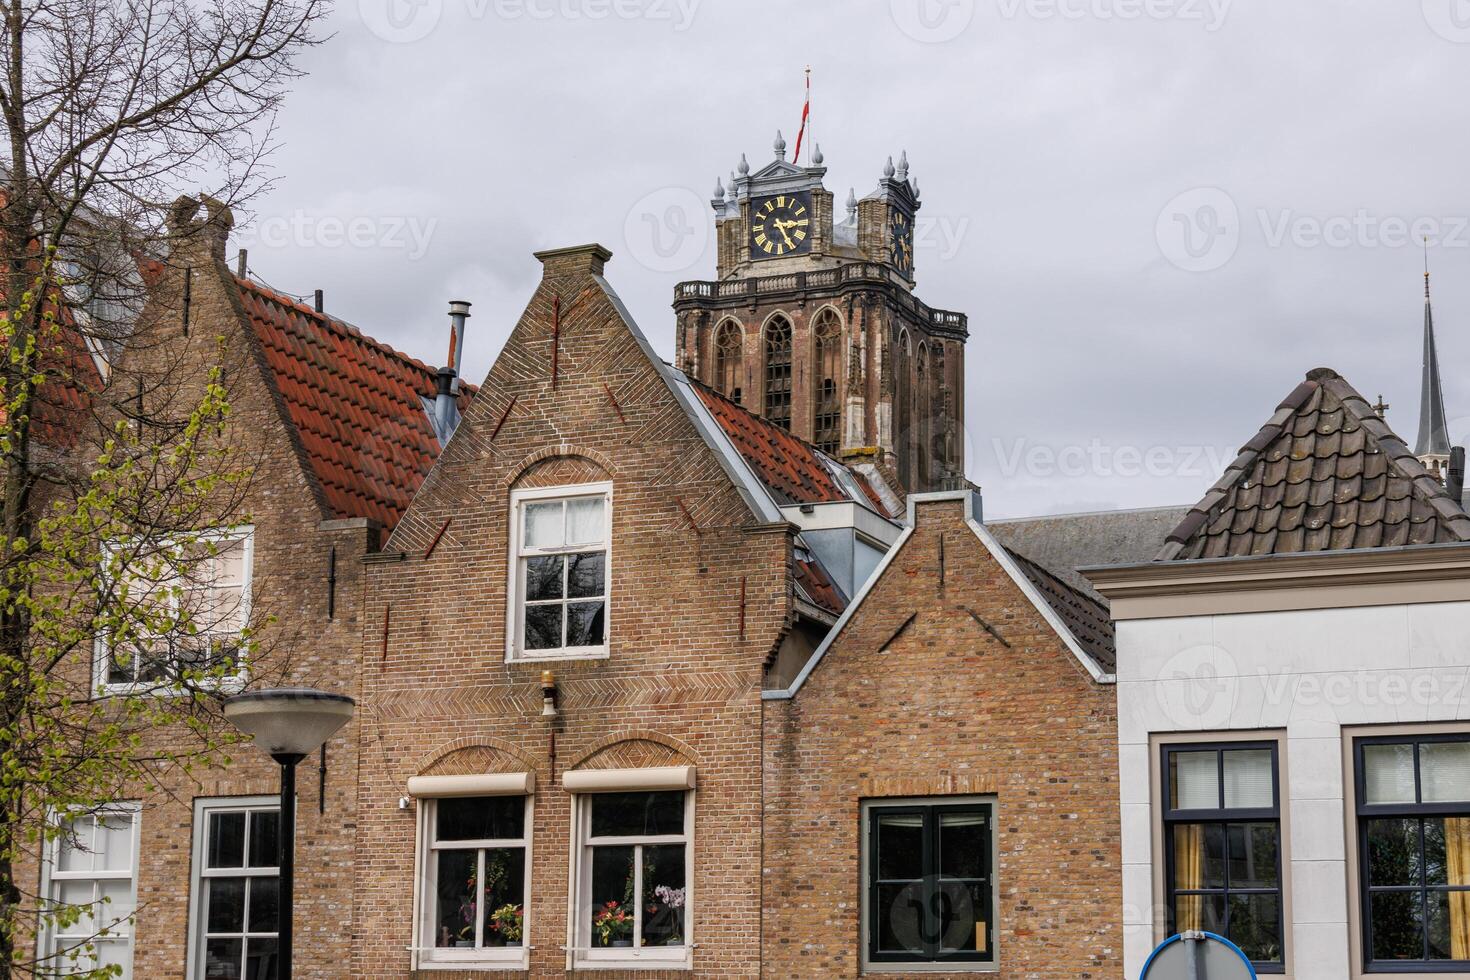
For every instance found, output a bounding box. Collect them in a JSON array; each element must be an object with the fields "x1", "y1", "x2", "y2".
[{"x1": 508, "y1": 485, "x2": 610, "y2": 661}]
